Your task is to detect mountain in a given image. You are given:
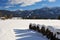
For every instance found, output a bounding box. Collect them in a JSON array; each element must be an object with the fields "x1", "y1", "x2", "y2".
[{"x1": 0, "y1": 7, "x2": 60, "y2": 19}]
